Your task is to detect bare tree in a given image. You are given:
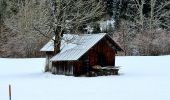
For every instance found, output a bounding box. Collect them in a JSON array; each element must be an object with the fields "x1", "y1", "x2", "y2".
[
  {"x1": 113, "y1": 19, "x2": 135, "y2": 56},
  {"x1": 149, "y1": 0, "x2": 170, "y2": 30},
  {"x1": 129, "y1": 0, "x2": 170, "y2": 31},
  {"x1": 123, "y1": 0, "x2": 170, "y2": 55},
  {"x1": 35, "y1": 0, "x2": 104, "y2": 54},
  {"x1": 0, "y1": 0, "x2": 6, "y2": 41},
  {"x1": 4, "y1": 0, "x2": 50, "y2": 57}
]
